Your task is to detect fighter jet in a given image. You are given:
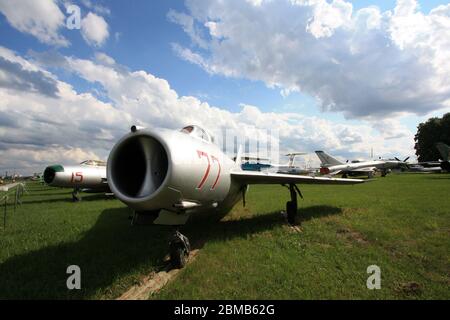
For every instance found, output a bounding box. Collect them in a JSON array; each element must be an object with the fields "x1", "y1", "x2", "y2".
[
  {"x1": 315, "y1": 151, "x2": 380, "y2": 178},
  {"x1": 43, "y1": 160, "x2": 109, "y2": 201},
  {"x1": 315, "y1": 151, "x2": 410, "y2": 178},
  {"x1": 107, "y1": 125, "x2": 365, "y2": 267}
]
